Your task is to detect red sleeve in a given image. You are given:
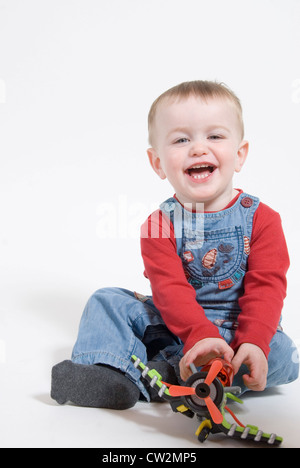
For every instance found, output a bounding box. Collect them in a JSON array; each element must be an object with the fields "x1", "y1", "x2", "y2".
[
  {"x1": 230, "y1": 202, "x2": 290, "y2": 358},
  {"x1": 140, "y1": 210, "x2": 222, "y2": 353}
]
